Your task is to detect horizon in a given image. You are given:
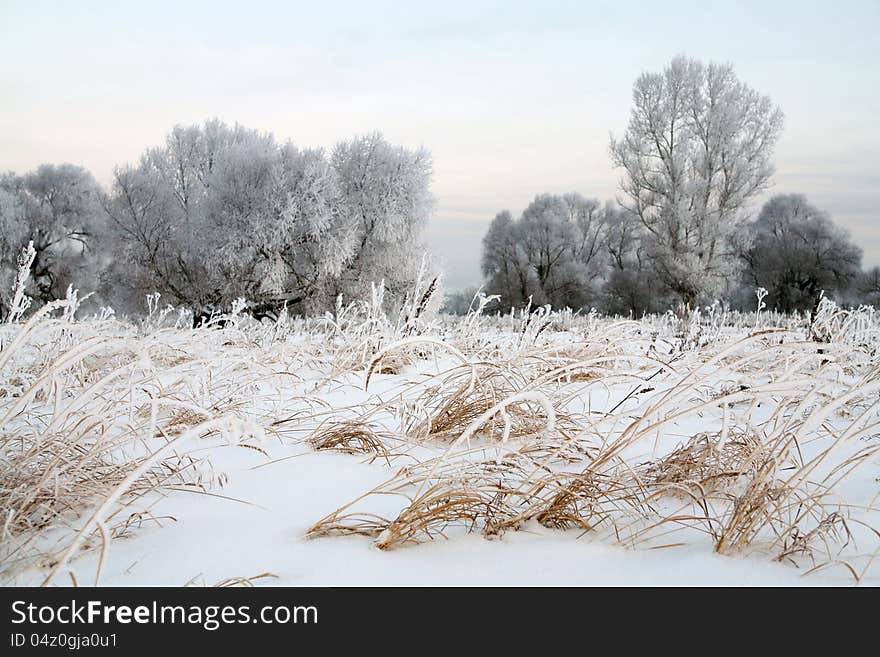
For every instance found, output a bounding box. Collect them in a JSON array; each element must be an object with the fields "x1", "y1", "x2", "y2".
[{"x1": 1, "y1": 0, "x2": 878, "y2": 291}]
